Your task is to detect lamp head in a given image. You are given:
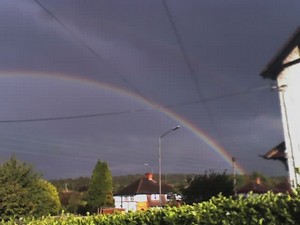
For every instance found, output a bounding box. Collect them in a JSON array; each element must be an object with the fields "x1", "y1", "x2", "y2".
[{"x1": 172, "y1": 125, "x2": 180, "y2": 131}]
